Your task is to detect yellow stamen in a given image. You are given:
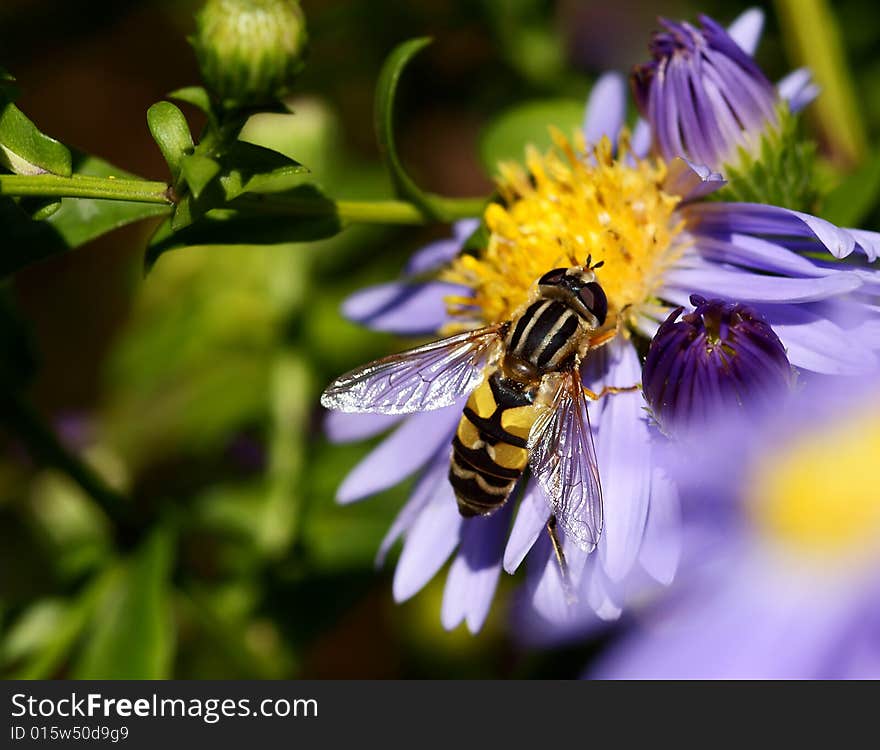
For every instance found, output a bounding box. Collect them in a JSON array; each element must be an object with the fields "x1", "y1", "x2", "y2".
[
  {"x1": 749, "y1": 400, "x2": 880, "y2": 565},
  {"x1": 442, "y1": 129, "x2": 685, "y2": 327}
]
